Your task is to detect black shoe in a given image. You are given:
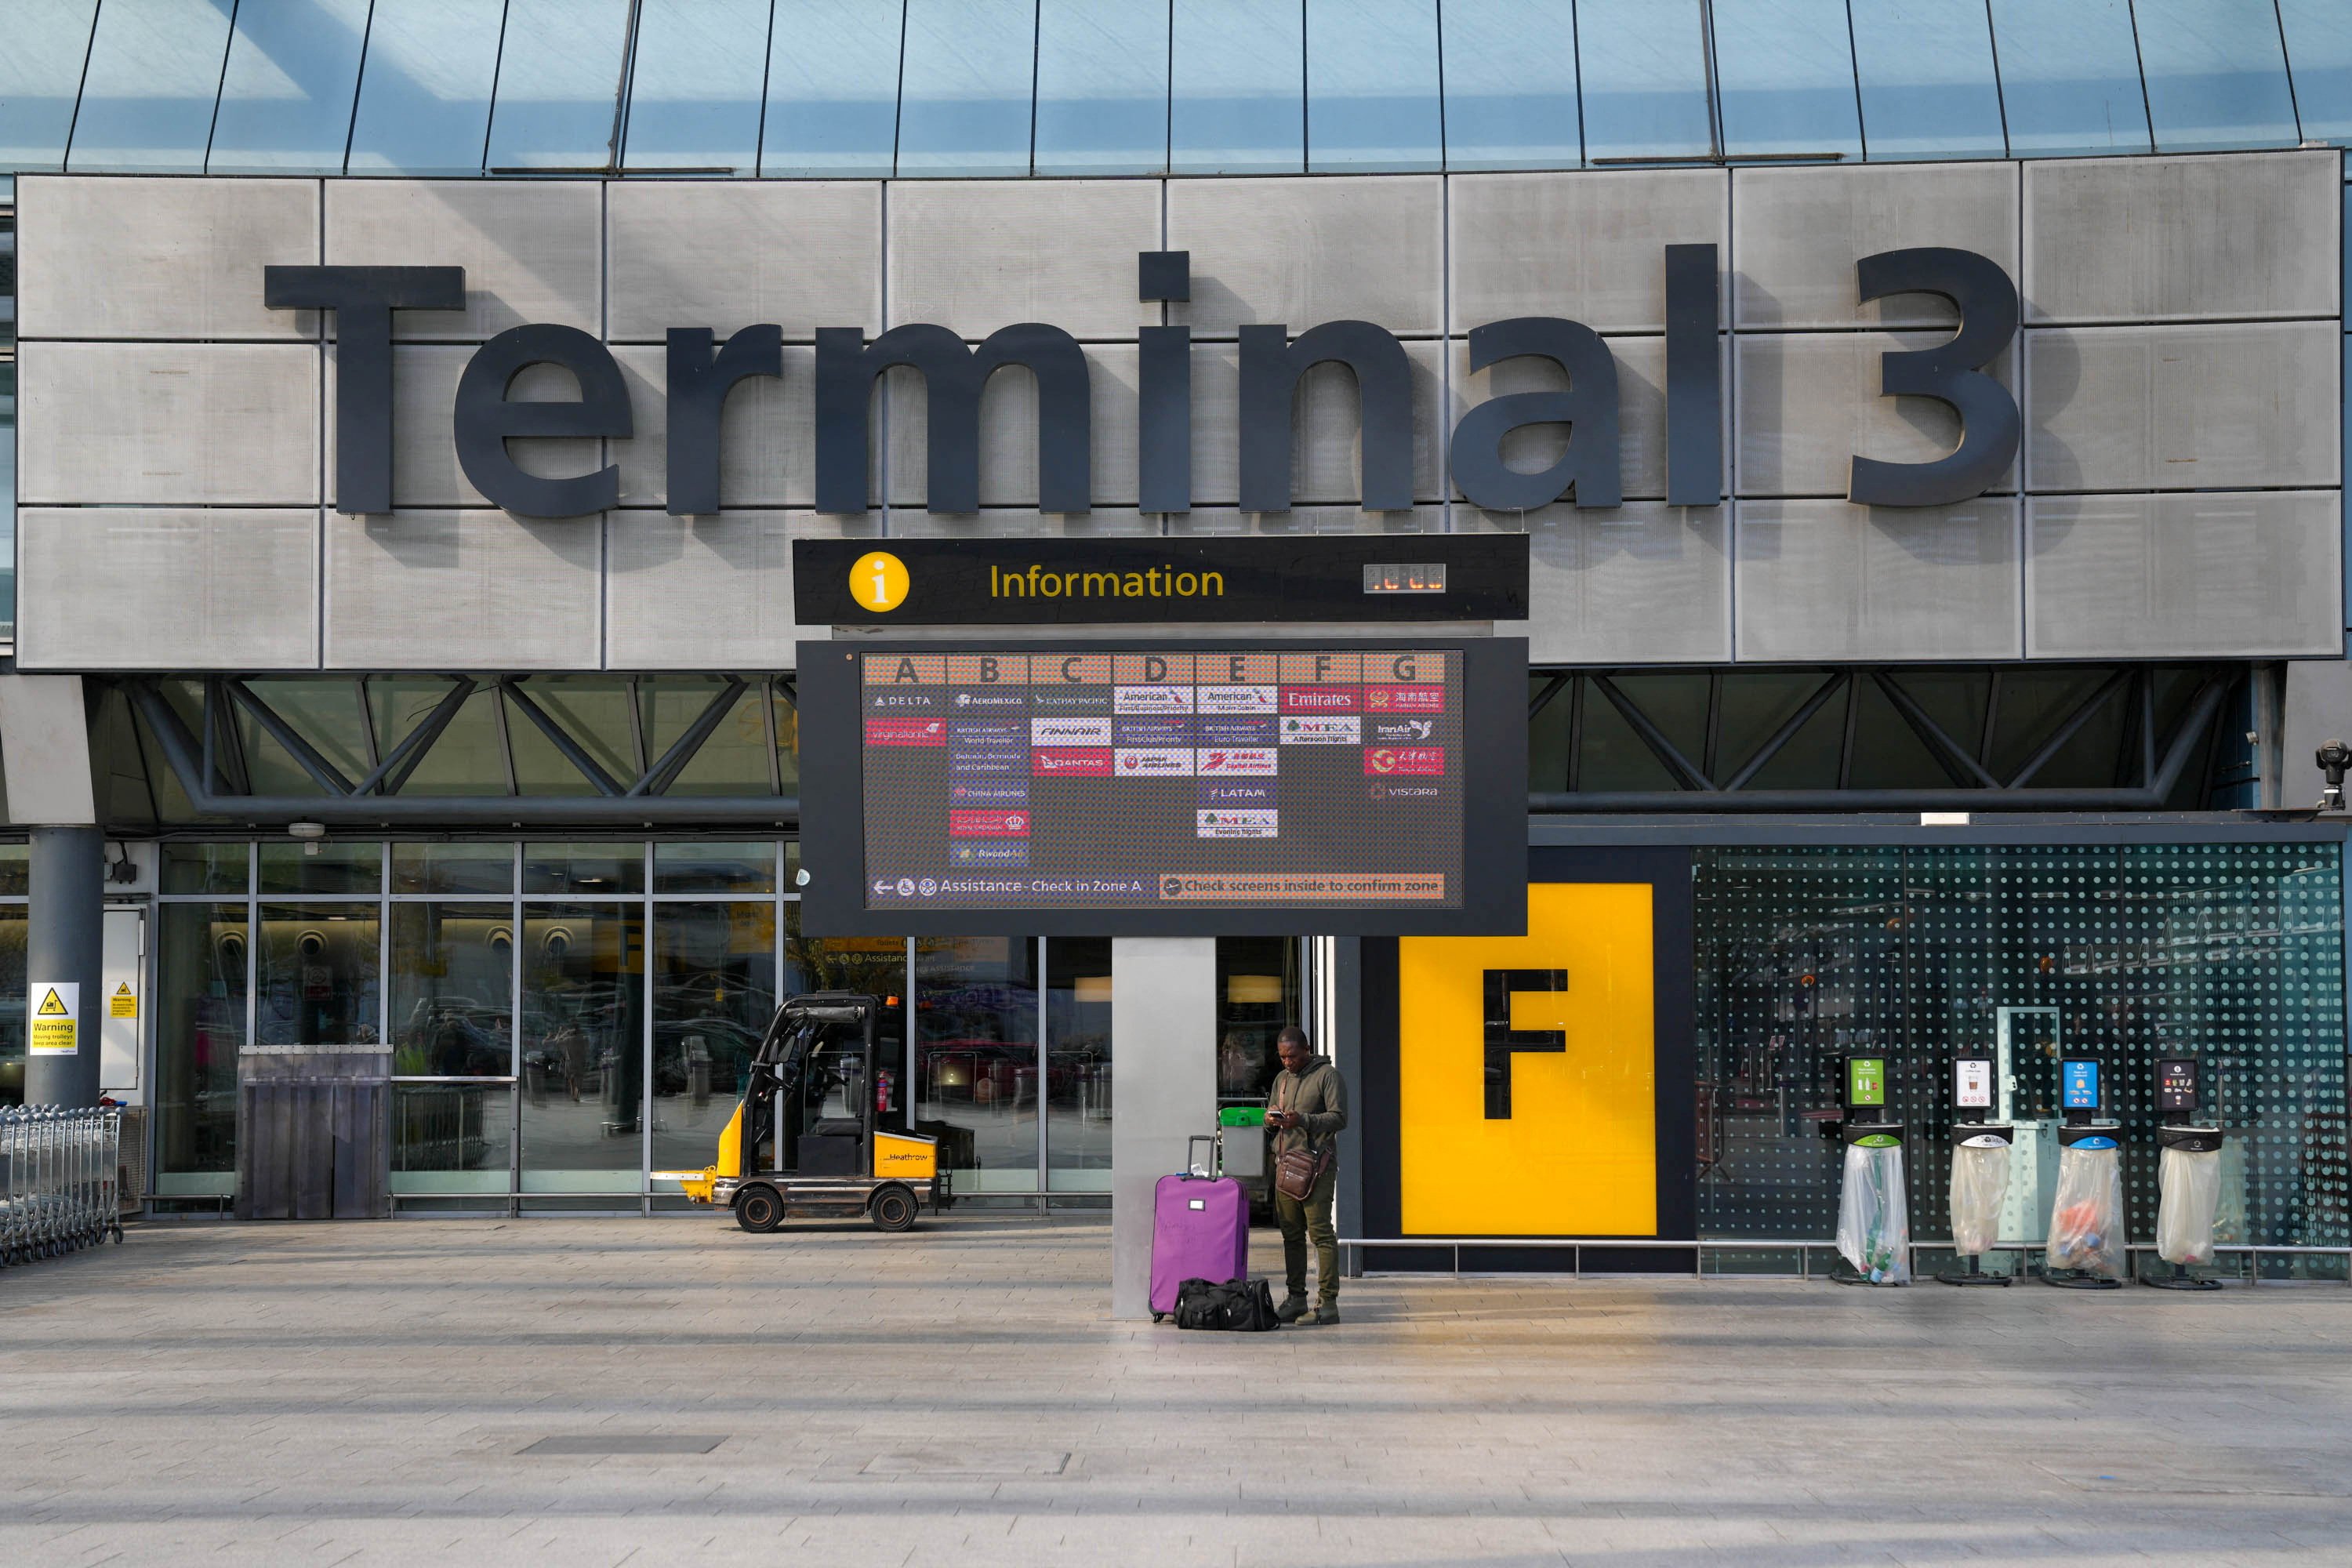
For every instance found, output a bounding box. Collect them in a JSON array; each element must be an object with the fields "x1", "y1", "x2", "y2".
[
  {"x1": 1303, "y1": 1305, "x2": 1340, "y2": 1326},
  {"x1": 1275, "y1": 1294, "x2": 1309, "y2": 1323}
]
